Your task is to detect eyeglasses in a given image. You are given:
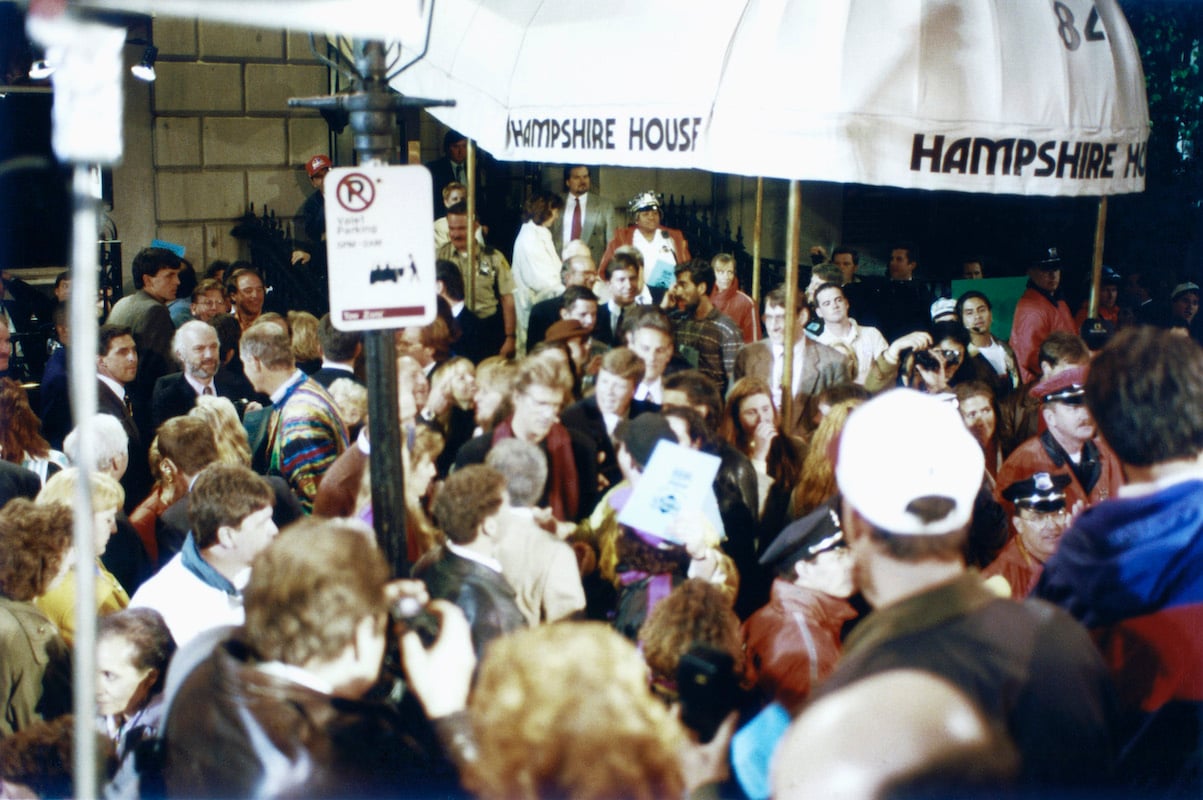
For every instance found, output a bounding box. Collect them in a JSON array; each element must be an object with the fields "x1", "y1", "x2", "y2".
[{"x1": 1020, "y1": 510, "x2": 1069, "y2": 527}]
